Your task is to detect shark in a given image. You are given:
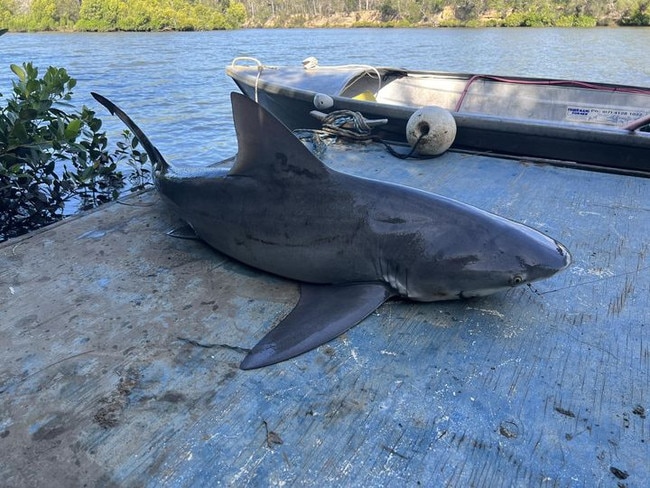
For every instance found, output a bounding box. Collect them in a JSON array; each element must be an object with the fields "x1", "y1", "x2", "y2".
[{"x1": 92, "y1": 91, "x2": 571, "y2": 370}]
